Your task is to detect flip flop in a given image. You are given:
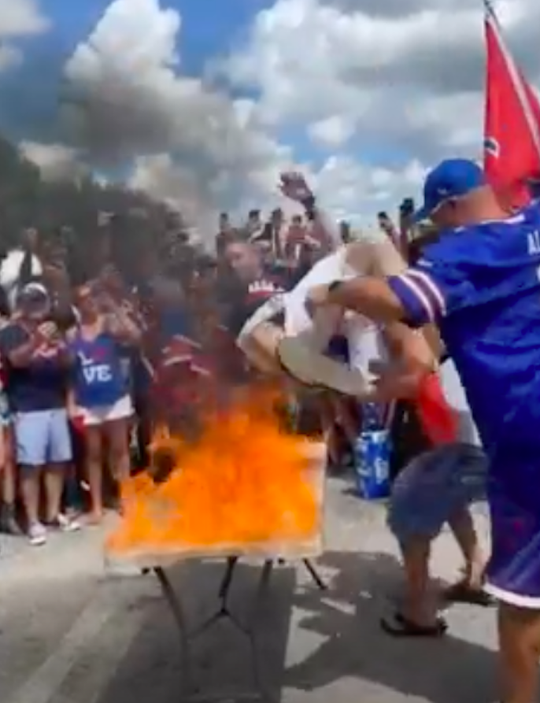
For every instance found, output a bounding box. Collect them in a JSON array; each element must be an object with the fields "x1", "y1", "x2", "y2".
[
  {"x1": 443, "y1": 581, "x2": 495, "y2": 607},
  {"x1": 380, "y1": 611, "x2": 448, "y2": 638}
]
